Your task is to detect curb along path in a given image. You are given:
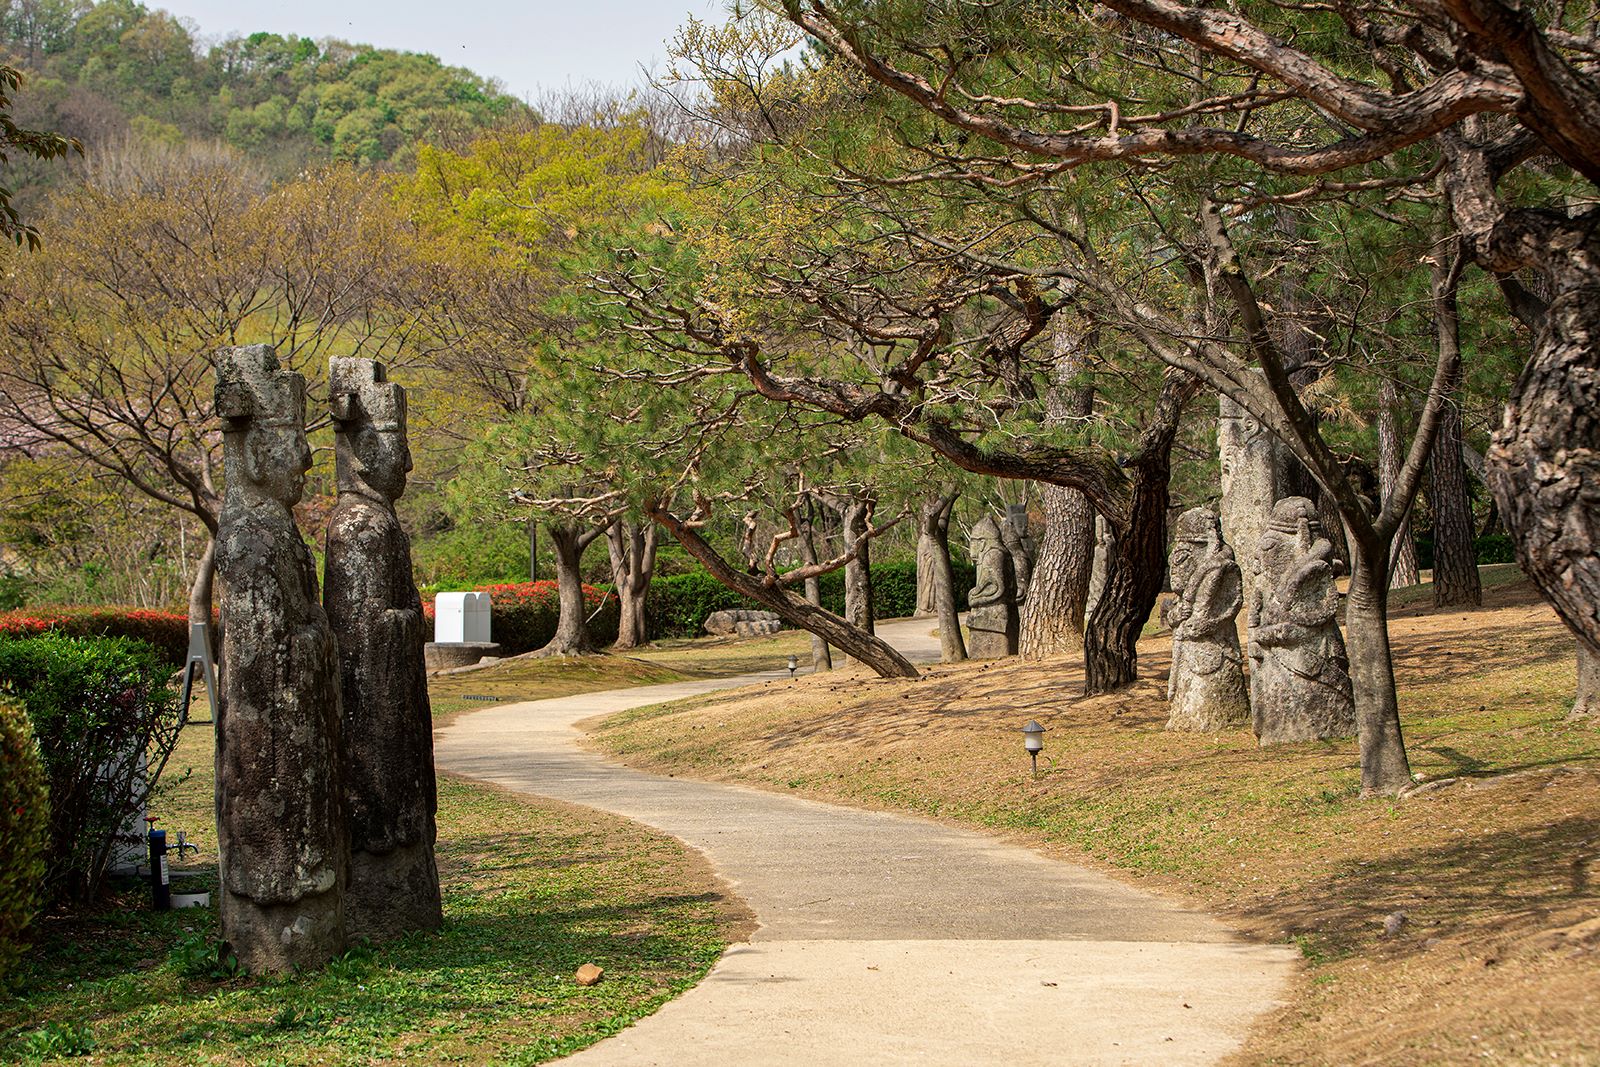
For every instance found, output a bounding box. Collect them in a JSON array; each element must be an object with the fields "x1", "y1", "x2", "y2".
[{"x1": 433, "y1": 619, "x2": 1297, "y2": 1066}]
